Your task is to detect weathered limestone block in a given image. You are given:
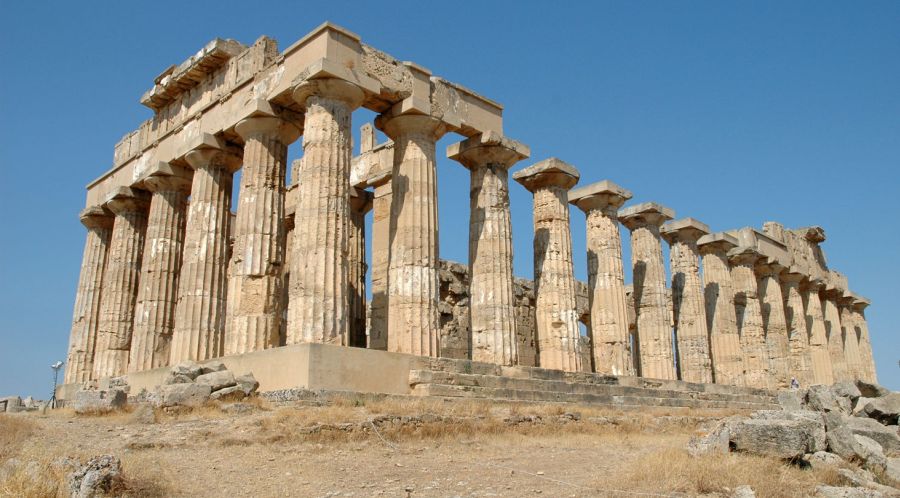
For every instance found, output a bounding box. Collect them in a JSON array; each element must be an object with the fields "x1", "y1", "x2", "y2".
[
  {"x1": 73, "y1": 389, "x2": 127, "y2": 414},
  {"x1": 782, "y1": 270, "x2": 814, "y2": 388},
  {"x1": 129, "y1": 169, "x2": 191, "y2": 372},
  {"x1": 513, "y1": 278, "x2": 538, "y2": 366},
  {"x1": 368, "y1": 173, "x2": 392, "y2": 350},
  {"x1": 823, "y1": 288, "x2": 850, "y2": 383},
  {"x1": 171, "y1": 145, "x2": 241, "y2": 363},
  {"x1": 288, "y1": 78, "x2": 365, "y2": 345},
  {"x1": 348, "y1": 187, "x2": 373, "y2": 348},
  {"x1": 729, "y1": 246, "x2": 771, "y2": 389},
  {"x1": 513, "y1": 158, "x2": 582, "y2": 372},
  {"x1": 65, "y1": 207, "x2": 114, "y2": 384},
  {"x1": 698, "y1": 232, "x2": 744, "y2": 386},
  {"x1": 619, "y1": 202, "x2": 675, "y2": 380},
  {"x1": 661, "y1": 218, "x2": 713, "y2": 384},
  {"x1": 448, "y1": 132, "x2": 529, "y2": 365},
  {"x1": 226, "y1": 113, "x2": 301, "y2": 355},
  {"x1": 376, "y1": 113, "x2": 449, "y2": 356},
  {"x1": 438, "y1": 260, "x2": 472, "y2": 359},
  {"x1": 756, "y1": 259, "x2": 792, "y2": 390},
  {"x1": 805, "y1": 279, "x2": 834, "y2": 386},
  {"x1": 93, "y1": 188, "x2": 150, "y2": 379},
  {"x1": 569, "y1": 180, "x2": 634, "y2": 377},
  {"x1": 839, "y1": 296, "x2": 864, "y2": 382}
]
